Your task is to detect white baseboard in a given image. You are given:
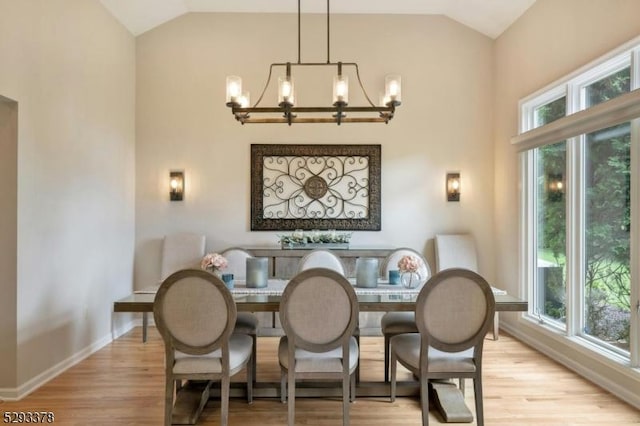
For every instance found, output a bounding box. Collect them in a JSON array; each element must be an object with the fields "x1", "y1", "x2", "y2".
[
  {"x1": 112, "y1": 319, "x2": 137, "y2": 340},
  {"x1": 0, "y1": 387, "x2": 18, "y2": 400},
  {"x1": 0, "y1": 321, "x2": 137, "y2": 402},
  {"x1": 502, "y1": 322, "x2": 640, "y2": 409}
]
